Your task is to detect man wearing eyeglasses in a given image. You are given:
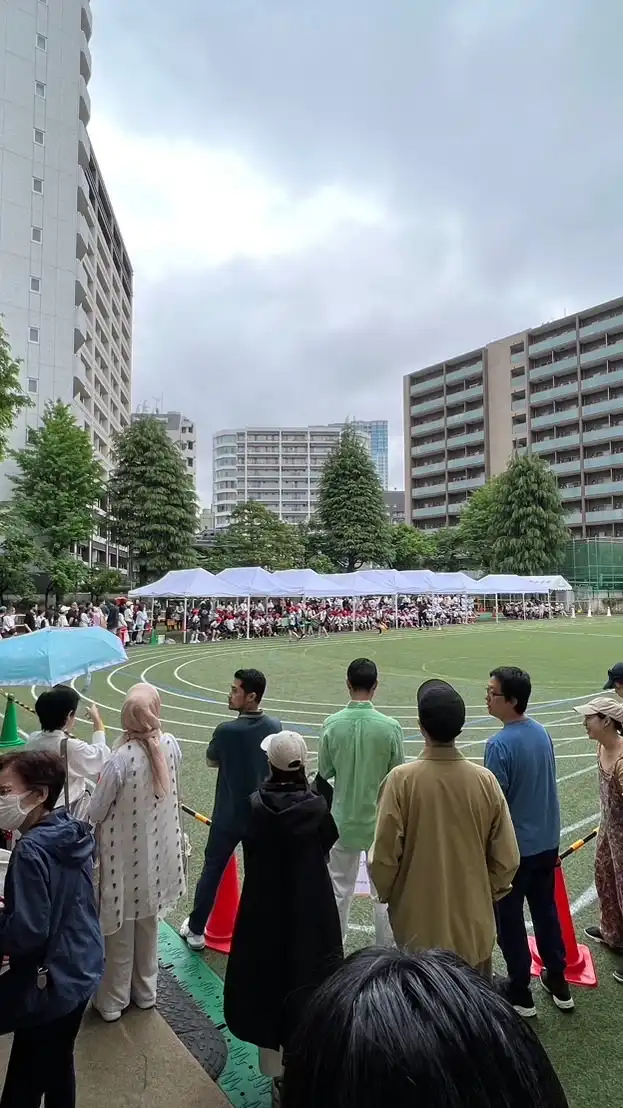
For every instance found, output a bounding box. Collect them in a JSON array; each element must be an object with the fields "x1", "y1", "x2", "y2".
[{"x1": 485, "y1": 666, "x2": 571, "y2": 1018}]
